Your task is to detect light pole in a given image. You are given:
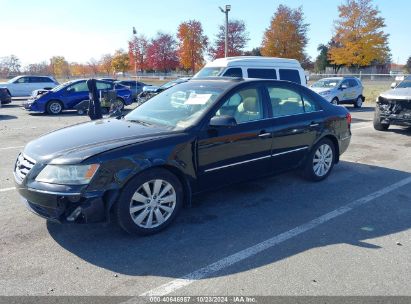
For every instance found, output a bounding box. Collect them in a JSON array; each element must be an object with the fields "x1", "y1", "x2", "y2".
[
  {"x1": 132, "y1": 26, "x2": 137, "y2": 80},
  {"x1": 219, "y1": 5, "x2": 231, "y2": 58}
]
